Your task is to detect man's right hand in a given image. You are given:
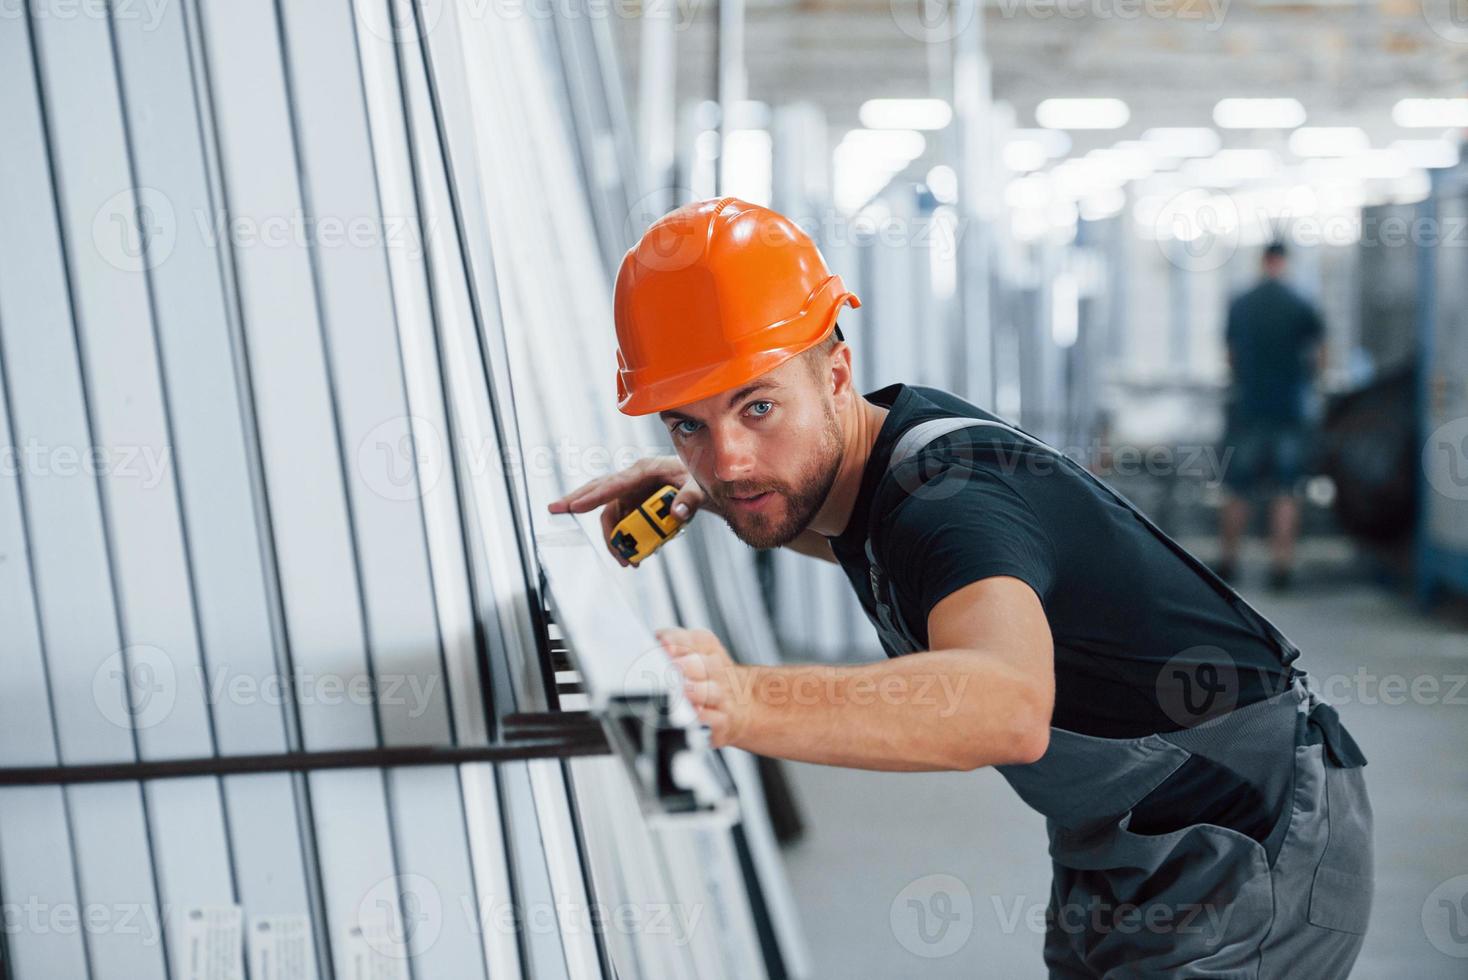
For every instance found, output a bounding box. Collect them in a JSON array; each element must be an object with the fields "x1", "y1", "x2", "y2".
[{"x1": 546, "y1": 456, "x2": 709, "y2": 566}]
